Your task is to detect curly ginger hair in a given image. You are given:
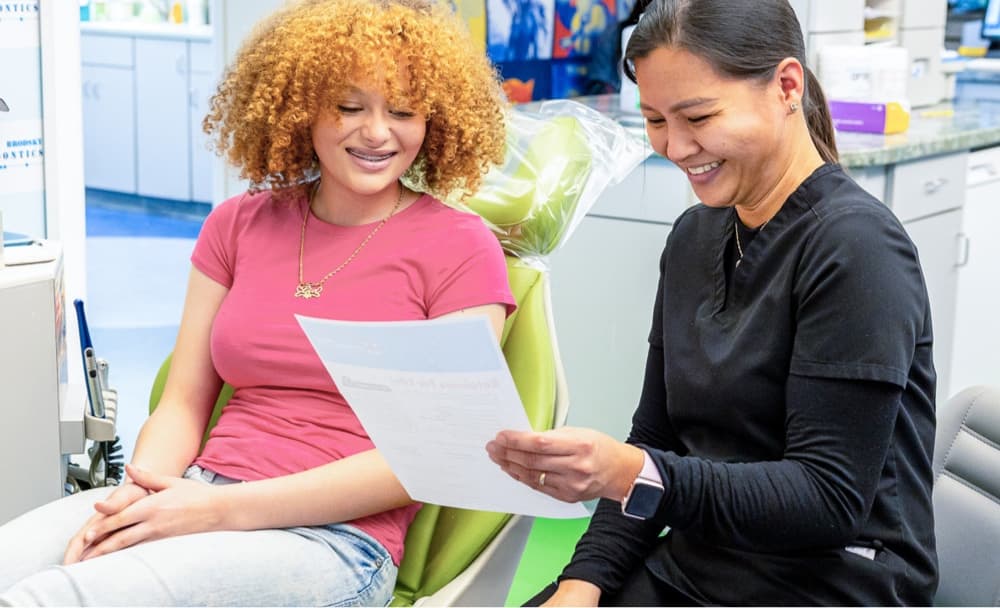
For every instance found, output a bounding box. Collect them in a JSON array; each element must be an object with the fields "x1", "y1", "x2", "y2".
[{"x1": 204, "y1": 0, "x2": 508, "y2": 199}]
